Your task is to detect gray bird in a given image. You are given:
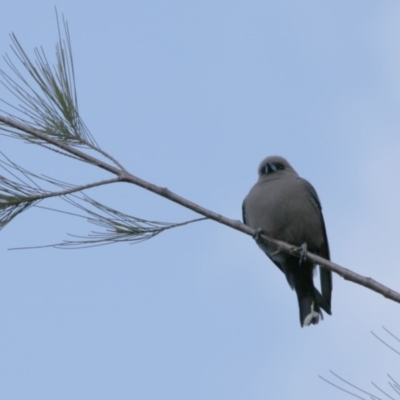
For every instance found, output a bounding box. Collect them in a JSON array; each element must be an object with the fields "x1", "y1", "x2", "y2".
[{"x1": 242, "y1": 156, "x2": 332, "y2": 327}]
